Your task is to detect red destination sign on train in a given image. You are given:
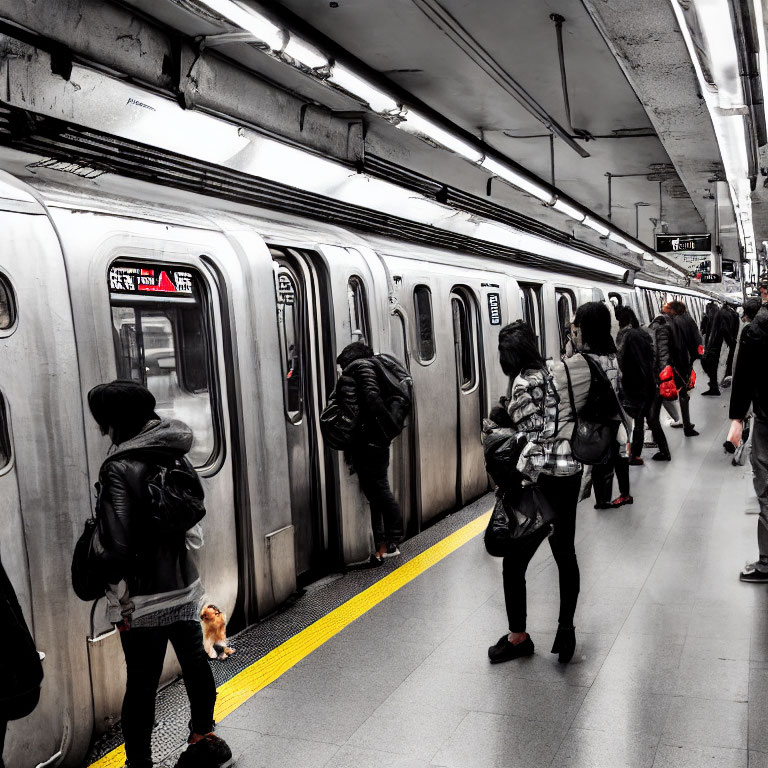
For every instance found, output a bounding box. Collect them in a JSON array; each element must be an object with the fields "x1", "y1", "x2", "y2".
[{"x1": 109, "y1": 263, "x2": 194, "y2": 295}]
